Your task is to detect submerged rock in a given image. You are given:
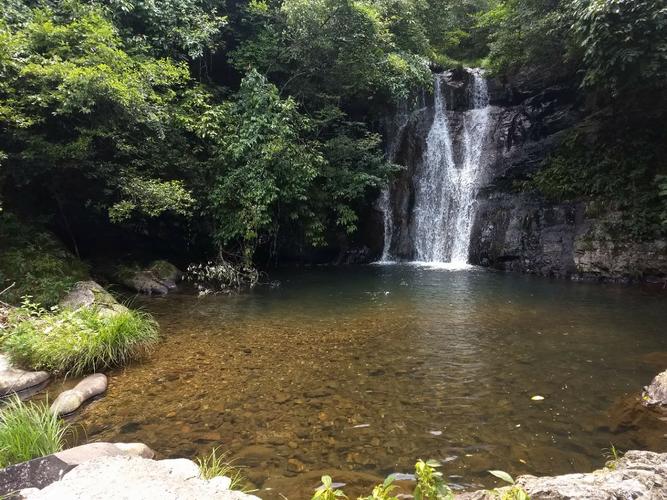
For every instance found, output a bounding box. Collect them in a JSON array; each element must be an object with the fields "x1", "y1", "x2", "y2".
[
  {"x1": 118, "y1": 260, "x2": 183, "y2": 295},
  {"x1": 59, "y1": 281, "x2": 127, "y2": 315},
  {"x1": 19, "y1": 455, "x2": 259, "y2": 500},
  {"x1": 0, "y1": 353, "x2": 49, "y2": 396},
  {"x1": 642, "y1": 369, "x2": 667, "y2": 406},
  {"x1": 50, "y1": 373, "x2": 108, "y2": 416},
  {"x1": 459, "y1": 450, "x2": 667, "y2": 499}
]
